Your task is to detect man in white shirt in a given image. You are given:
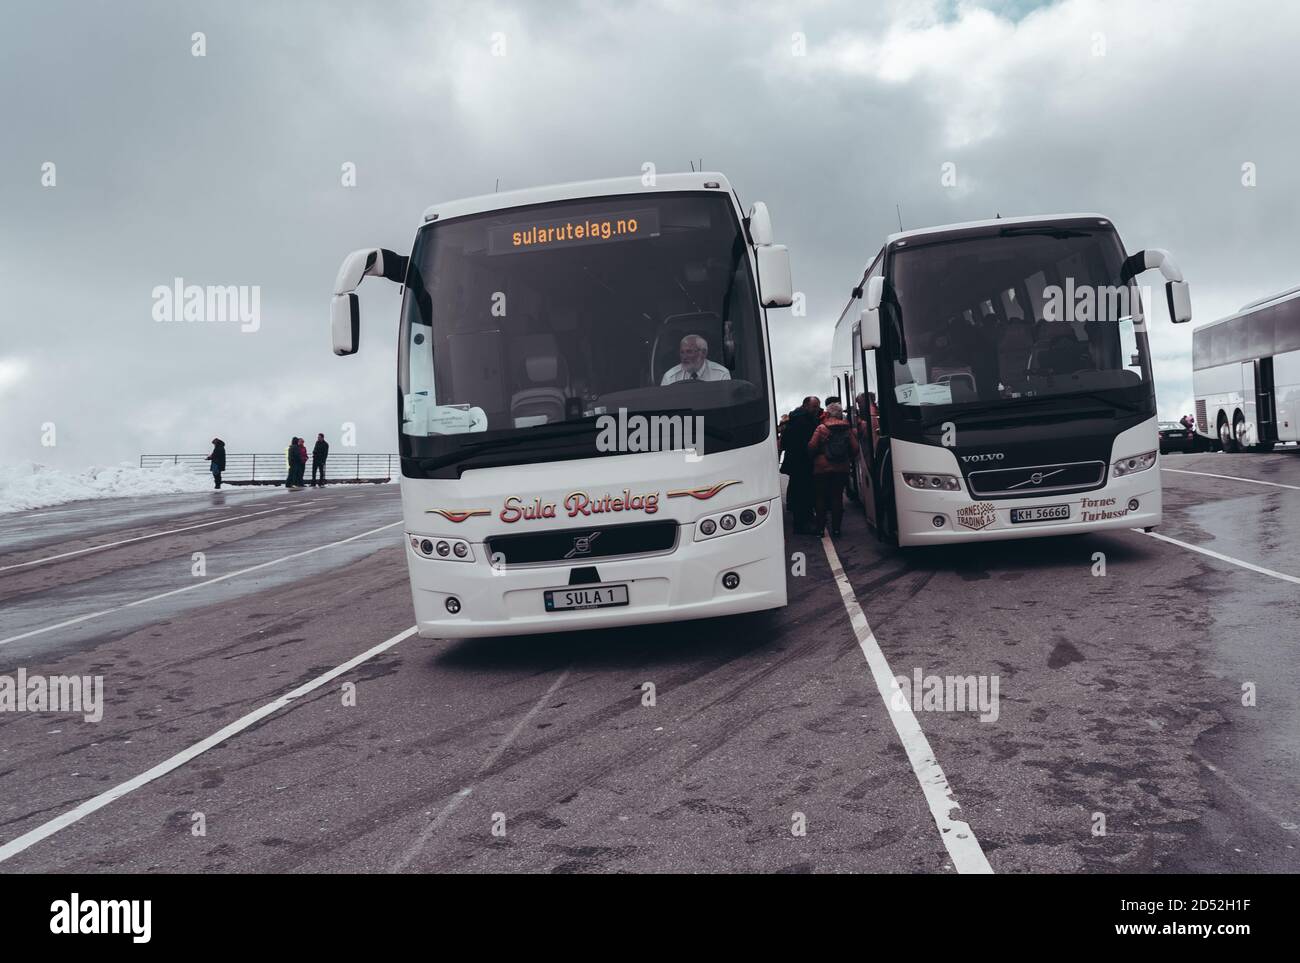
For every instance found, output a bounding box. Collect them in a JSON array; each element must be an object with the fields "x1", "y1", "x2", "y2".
[{"x1": 660, "y1": 334, "x2": 731, "y2": 385}]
